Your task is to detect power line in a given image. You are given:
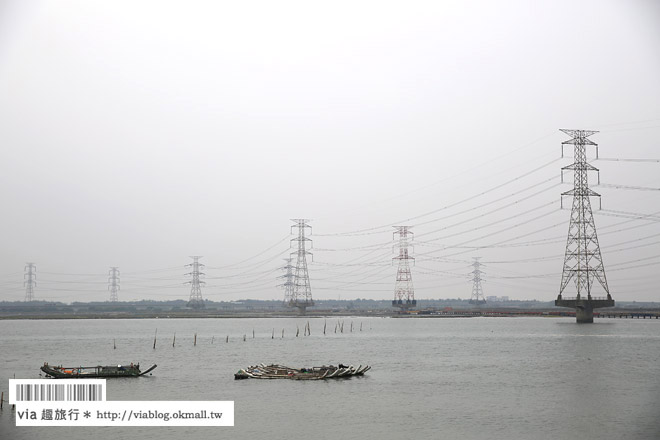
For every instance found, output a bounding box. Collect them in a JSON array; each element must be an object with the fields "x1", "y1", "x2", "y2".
[
  {"x1": 597, "y1": 157, "x2": 660, "y2": 163},
  {"x1": 416, "y1": 199, "x2": 559, "y2": 243},
  {"x1": 598, "y1": 209, "x2": 660, "y2": 222},
  {"x1": 417, "y1": 208, "x2": 563, "y2": 258},
  {"x1": 598, "y1": 183, "x2": 660, "y2": 191},
  {"x1": 206, "y1": 234, "x2": 291, "y2": 270},
  {"x1": 317, "y1": 157, "x2": 562, "y2": 237}
]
